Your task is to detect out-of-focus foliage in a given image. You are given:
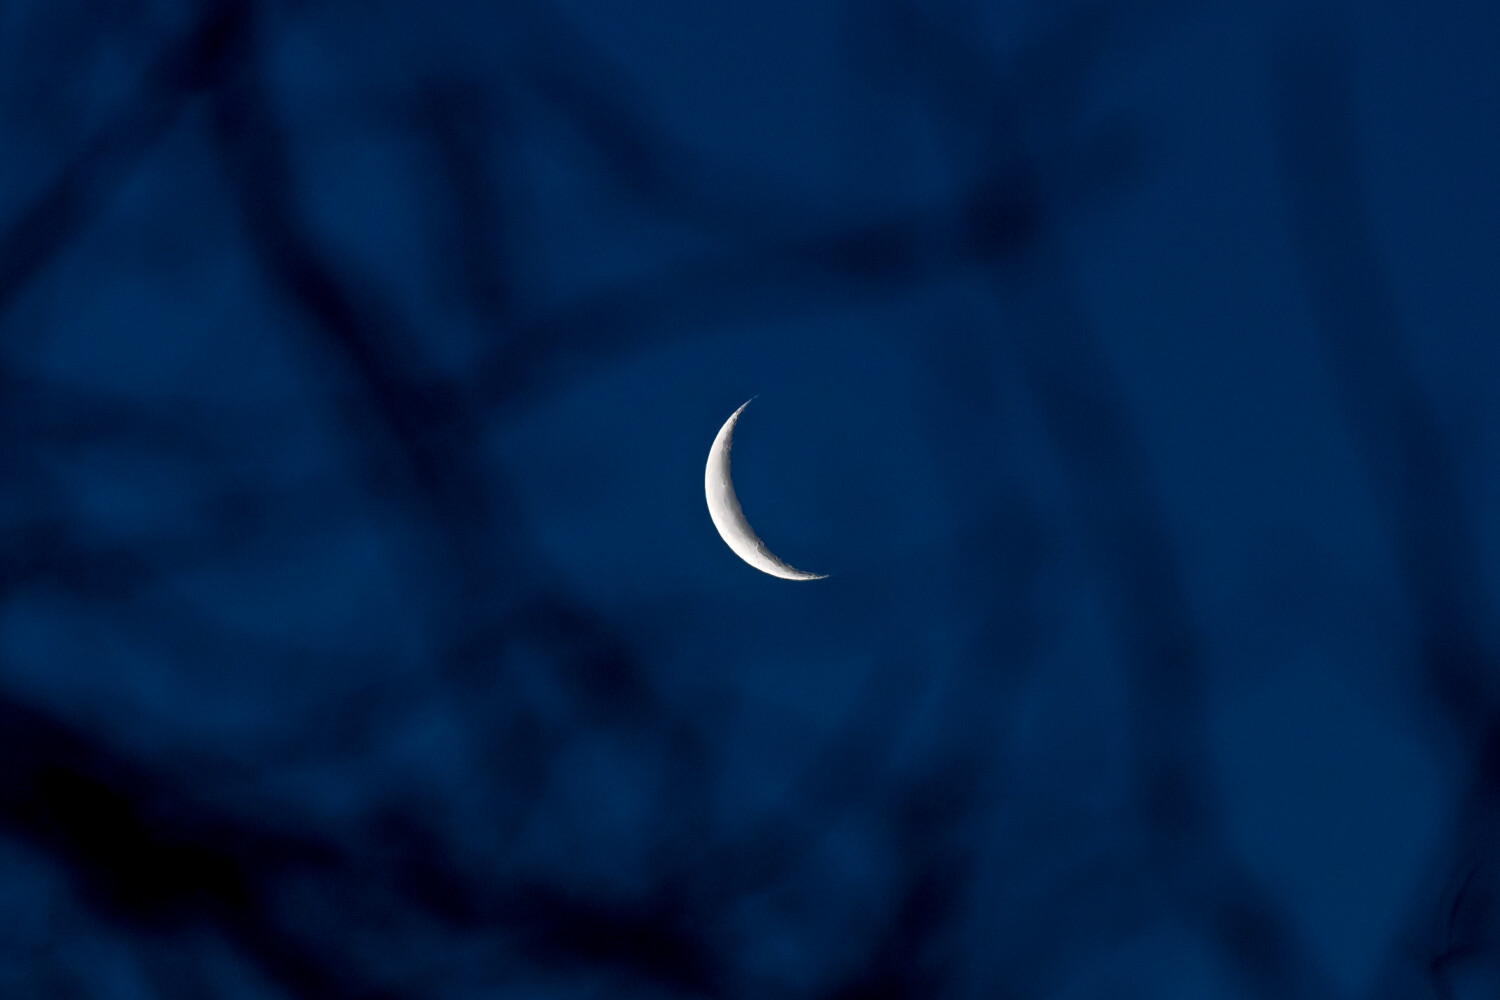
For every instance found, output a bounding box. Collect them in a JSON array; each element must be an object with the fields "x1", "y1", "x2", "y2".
[{"x1": 0, "y1": 0, "x2": 1497, "y2": 997}]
